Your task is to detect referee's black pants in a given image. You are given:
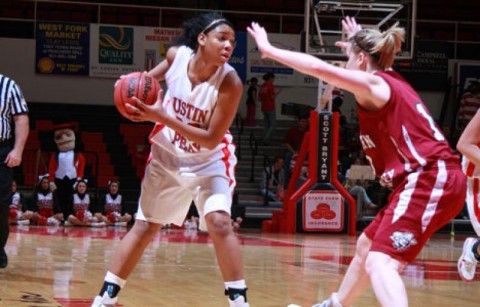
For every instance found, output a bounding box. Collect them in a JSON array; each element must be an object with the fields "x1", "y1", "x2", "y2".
[{"x1": 0, "y1": 143, "x2": 13, "y2": 250}]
